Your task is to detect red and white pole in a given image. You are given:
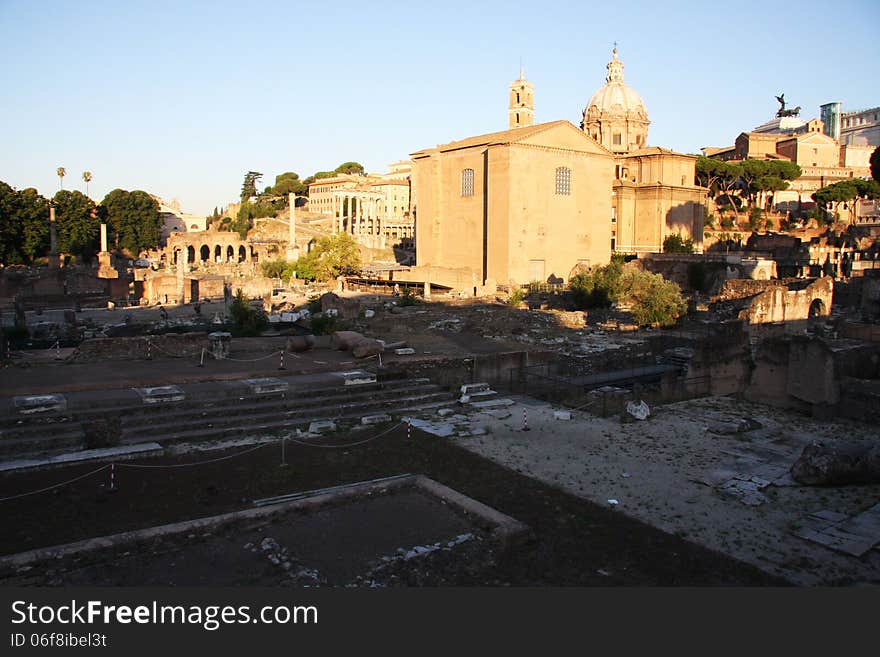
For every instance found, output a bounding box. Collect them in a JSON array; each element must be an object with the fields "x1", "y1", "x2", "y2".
[{"x1": 522, "y1": 408, "x2": 530, "y2": 432}]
